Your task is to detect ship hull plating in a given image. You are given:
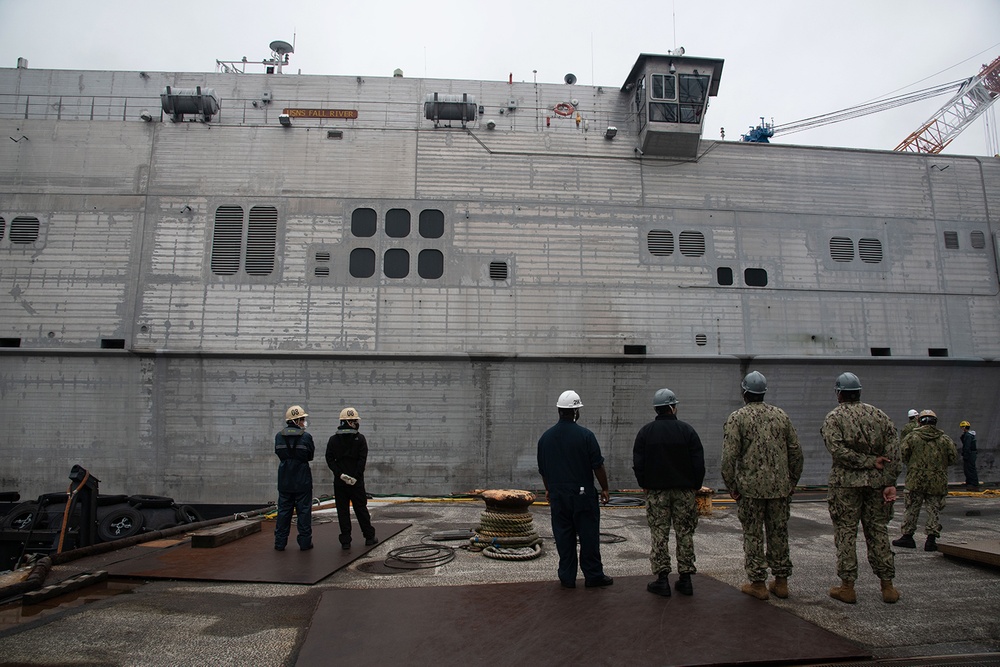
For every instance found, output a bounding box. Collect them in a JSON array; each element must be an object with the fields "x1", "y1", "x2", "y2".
[{"x1": 1, "y1": 62, "x2": 997, "y2": 502}]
